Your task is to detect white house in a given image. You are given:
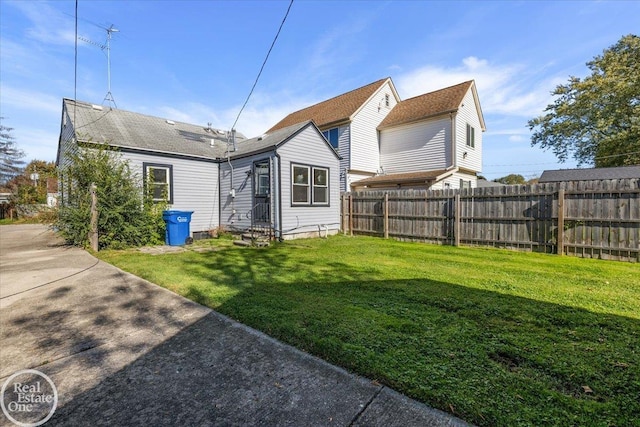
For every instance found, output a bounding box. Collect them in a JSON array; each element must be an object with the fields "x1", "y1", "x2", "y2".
[
  {"x1": 267, "y1": 78, "x2": 400, "y2": 191},
  {"x1": 269, "y1": 78, "x2": 485, "y2": 191}
]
